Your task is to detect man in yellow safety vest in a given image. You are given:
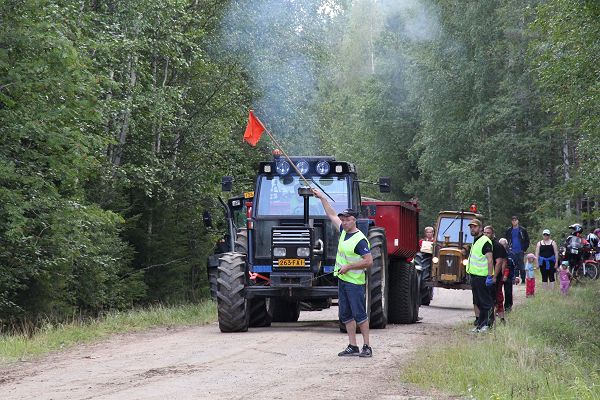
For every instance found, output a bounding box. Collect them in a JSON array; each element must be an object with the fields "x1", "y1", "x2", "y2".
[
  {"x1": 312, "y1": 188, "x2": 374, "y2": 357},
  {"x1": 467, "y1": 218, "x2": 494, "y2": 332}
]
